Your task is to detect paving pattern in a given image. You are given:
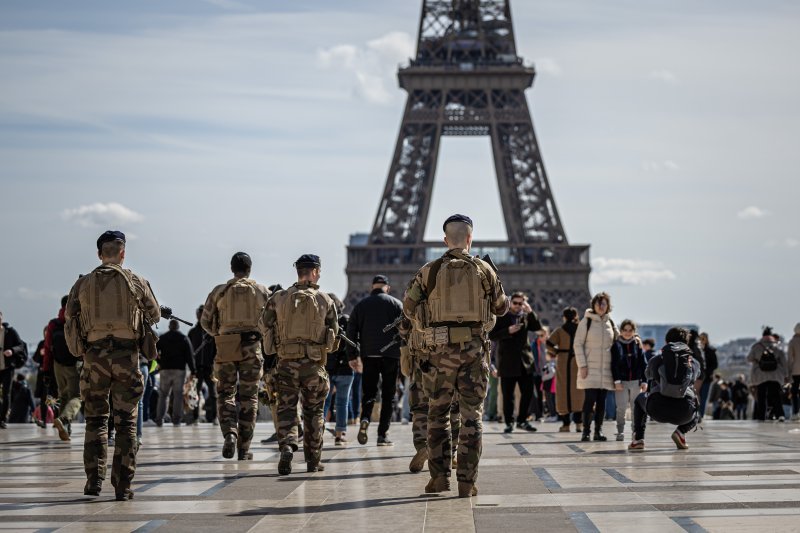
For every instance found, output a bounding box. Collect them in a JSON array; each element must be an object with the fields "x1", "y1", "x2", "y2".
[{"x1": 2, "y1": 419, "x2": 800, "y2": 532}]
